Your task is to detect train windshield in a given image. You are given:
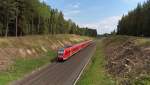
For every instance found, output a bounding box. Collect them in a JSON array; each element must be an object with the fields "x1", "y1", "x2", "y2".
[{"x1": 58, "y1": 48, "x2": 64, "y2": 56}]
